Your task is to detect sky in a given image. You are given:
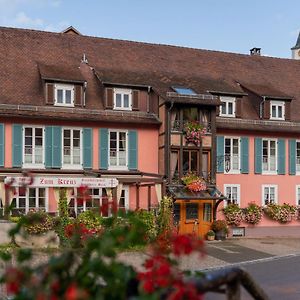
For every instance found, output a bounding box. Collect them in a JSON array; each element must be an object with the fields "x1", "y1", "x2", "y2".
[{"x1": 0, "y1": 0, "x2": 299, "y2": 58}]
